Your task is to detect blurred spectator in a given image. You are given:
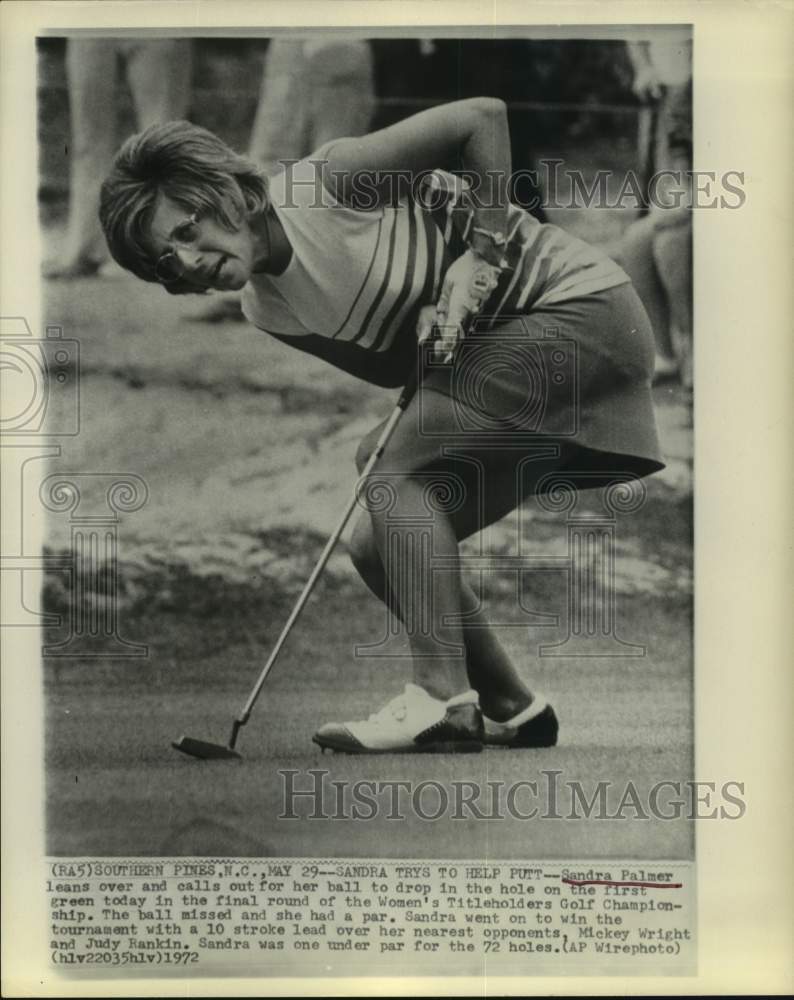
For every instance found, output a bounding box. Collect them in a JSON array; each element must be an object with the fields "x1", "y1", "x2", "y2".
[
  {"x1": 44, "y1": 38, "x2": 193, "y2": 280},
  {"x1": 618, "y1": 35, "x2": 692, "y2": 387},
  {"x1": 248, "y1": 37, "x2": 374, "y2": 172}
]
